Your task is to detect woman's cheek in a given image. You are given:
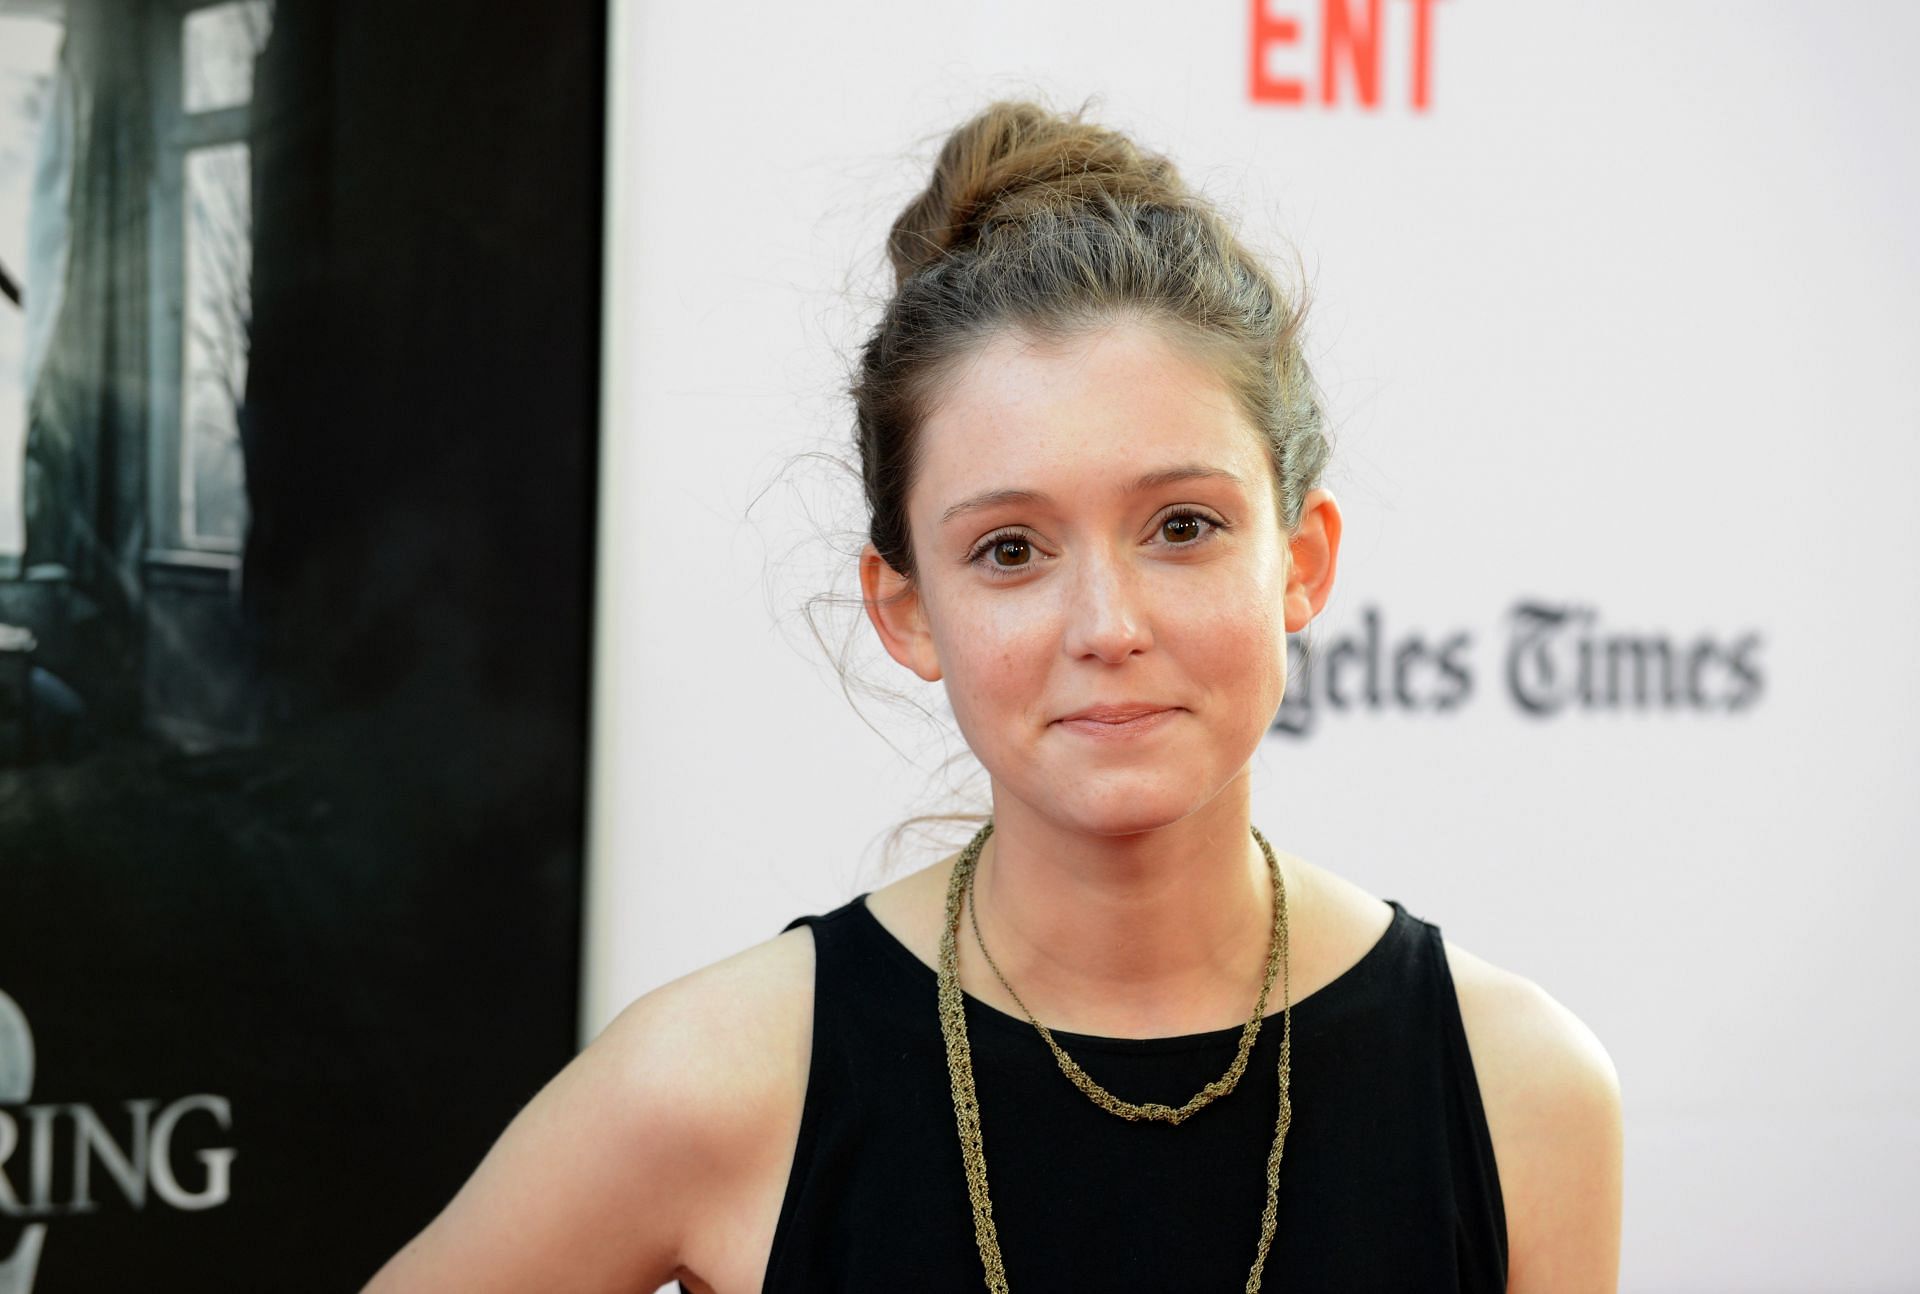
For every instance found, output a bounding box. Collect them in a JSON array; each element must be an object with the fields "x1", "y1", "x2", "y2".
[
  {"x1": 944, "y1": 618, "x2": 1056, "y2": 766},
  {"x1": 941, "y1": 637, "x2": 1024, "y2": 753},
  {"x1": 1184, "y1": 593, "x2": 1287, "y2": 708}
]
